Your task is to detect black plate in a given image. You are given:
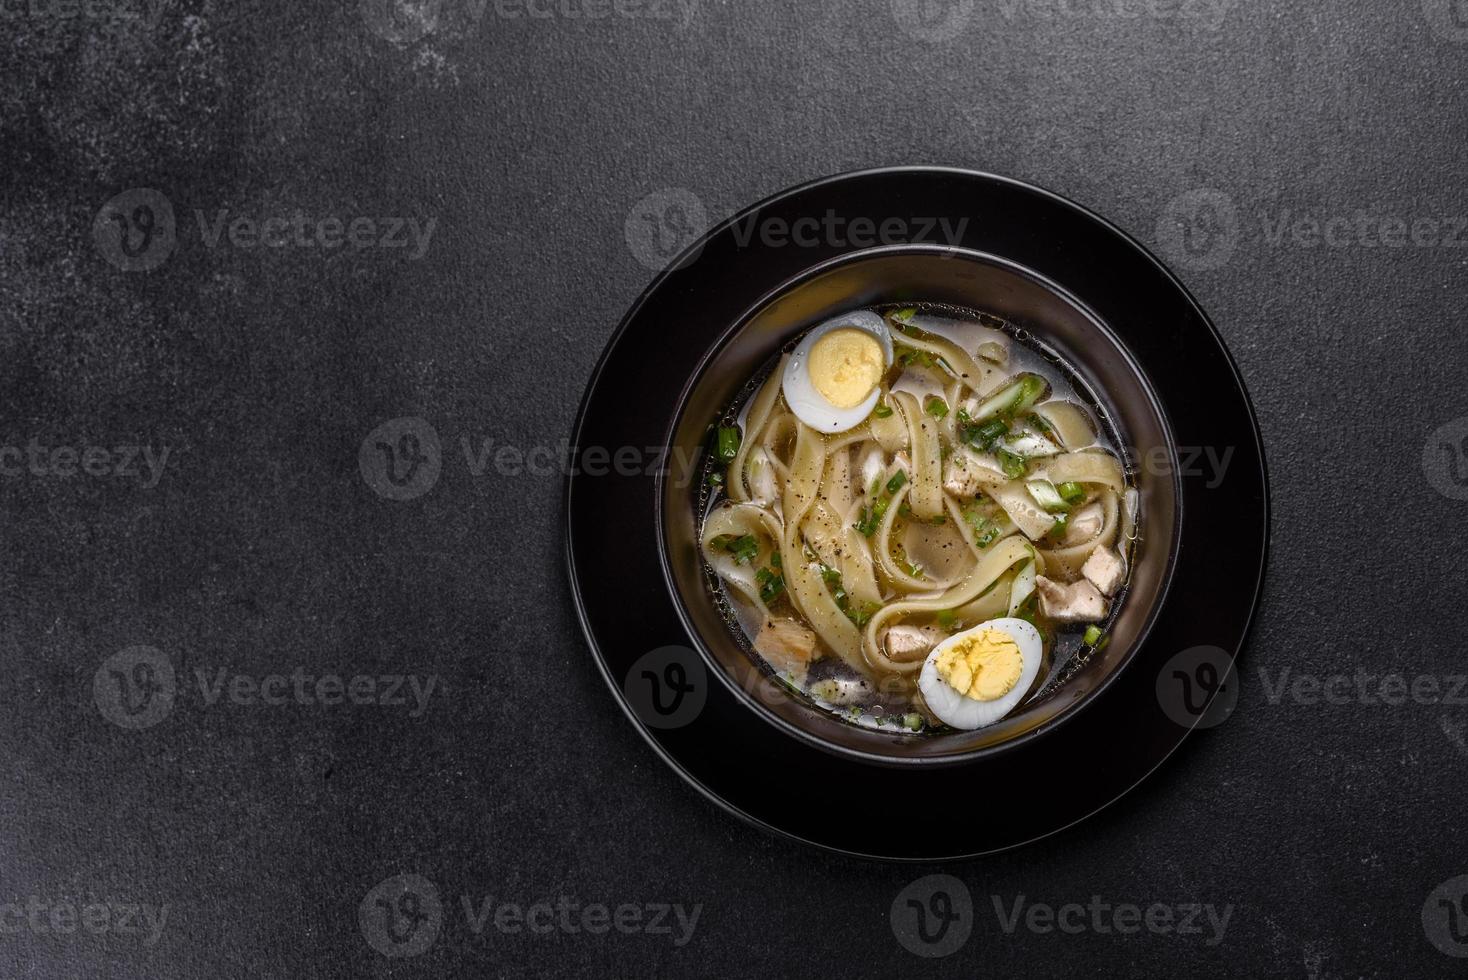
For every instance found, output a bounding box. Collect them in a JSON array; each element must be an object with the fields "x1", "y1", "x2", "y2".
[{"x1": 565, "y1": 168, "x2": 1269, "y2": 860}]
